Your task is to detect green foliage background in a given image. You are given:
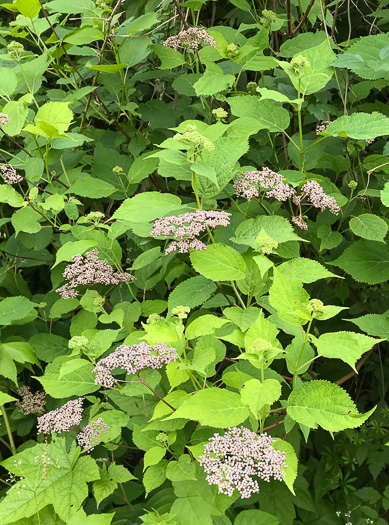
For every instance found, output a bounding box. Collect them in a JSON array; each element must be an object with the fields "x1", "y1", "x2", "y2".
[{"x1": 0, "y1": 0, "x2": 388, "y2": 523}]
